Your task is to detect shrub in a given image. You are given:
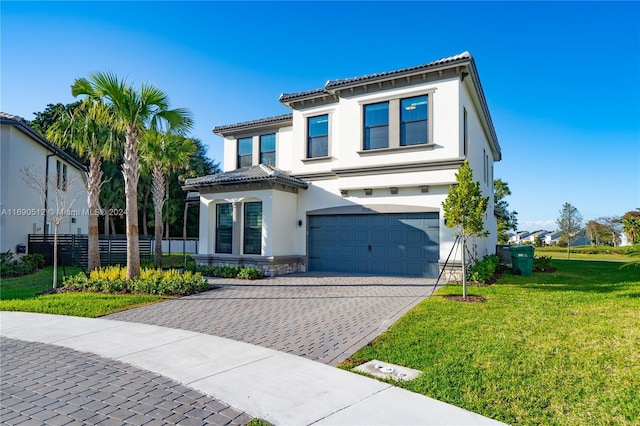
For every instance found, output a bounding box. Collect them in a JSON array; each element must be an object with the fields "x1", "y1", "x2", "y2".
[
  {"x1": 0, "y1": 250, "x2": 38, "y2": 278},
  {"x1": 467, "y1": 255, "x2": 499, "y2": 284},
  {"x1": 237, "y1": 267, "x2": 263, "y2": 280},
  {"x1": 185, "y1": 263, "x2": 263, "y2": 280},
  {"x1": 62, "y1": 266, "x2": 209, "y2": 296},
  {"x1": 0, "y1": 250, "x2": 17, "y2": 277},
  {"x1": 21, "y1": 253, "x2": 45, "y2": 270},
  {"x1": 533, "y1": 255, "x2": 553, "y2": 272}
]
